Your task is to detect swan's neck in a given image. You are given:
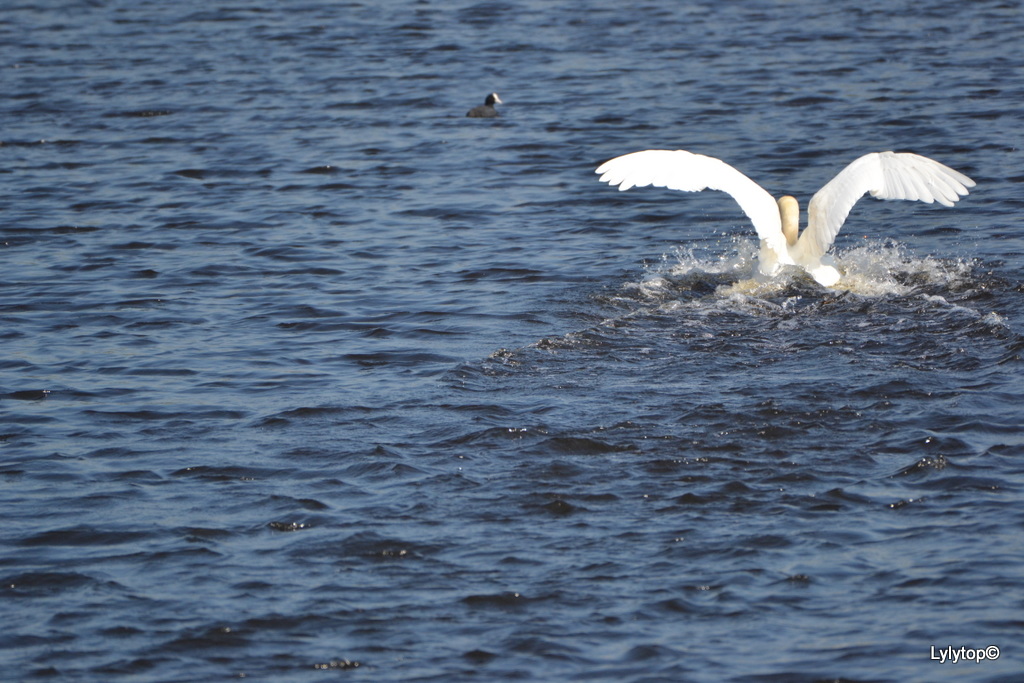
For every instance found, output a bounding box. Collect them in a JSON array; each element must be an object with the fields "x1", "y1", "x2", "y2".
[{"x1": 777, "y1": 195, "x2": 799, "y2": 246}]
